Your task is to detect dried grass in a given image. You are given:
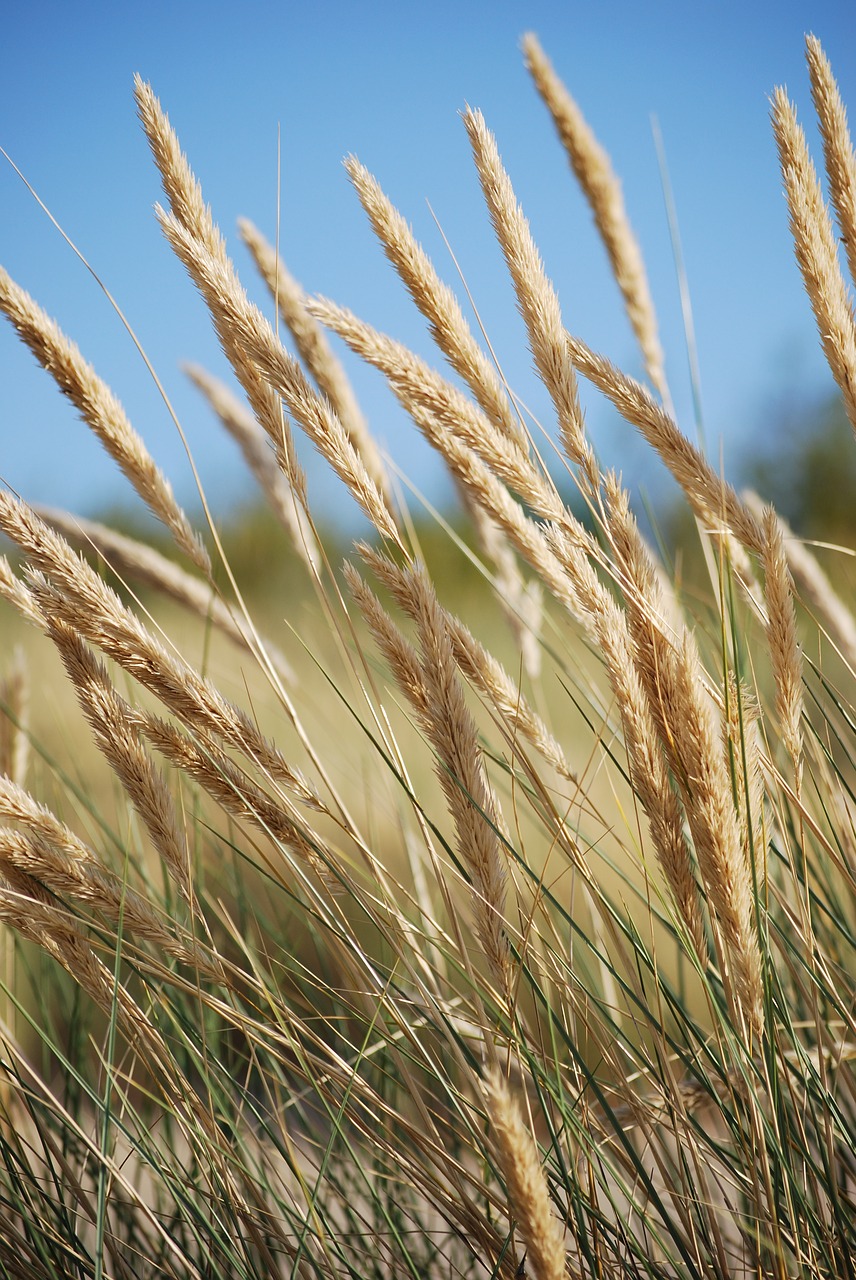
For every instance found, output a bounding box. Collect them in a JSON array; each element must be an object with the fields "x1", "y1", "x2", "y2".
[
  {"x1": 523, "y1": 32, "x2": 667, "y2": 403},
  {"x1": 484, "y1": 1068, "x2": 568, "y2": 1280},
  {"x1": 0, "y1": 267, "x2": 209, "y2": 573},
  {"x1": 0, "y1": 31, "x2": 854, "y2": 1280},
  {"x1": 239, "y1": 217, "x2": 393, "y2": 507},
  {"x1": 772, "y1": 84, "x2": 856, "y2": 436}
]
